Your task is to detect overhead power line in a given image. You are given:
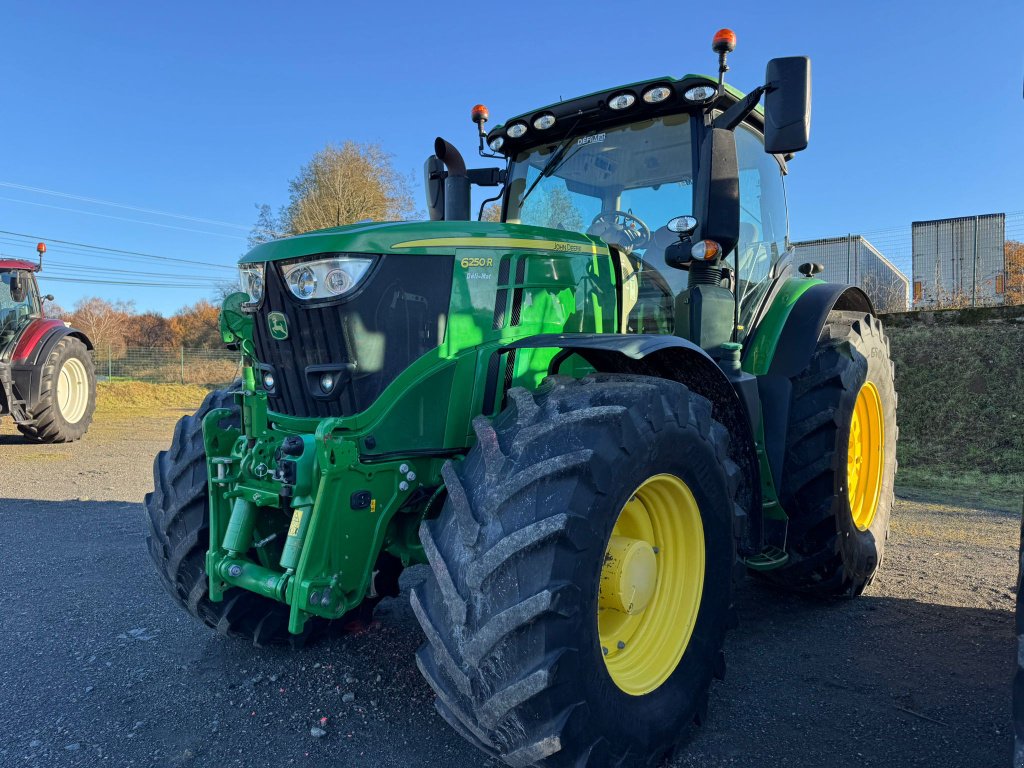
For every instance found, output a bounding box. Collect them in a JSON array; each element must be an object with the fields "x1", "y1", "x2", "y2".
[
  {"x1": 0, "y1": 229, "x2": 236, "y2": 271},
  {"x1": 41, "y1": 276, "x2": 216, "y2": 288},
  {"x1": 0, "y1": 196, "x2": 248, "y2": 240},
  {"x1": 0, "y1": 180, "x2": 251, "y2": 230}
]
